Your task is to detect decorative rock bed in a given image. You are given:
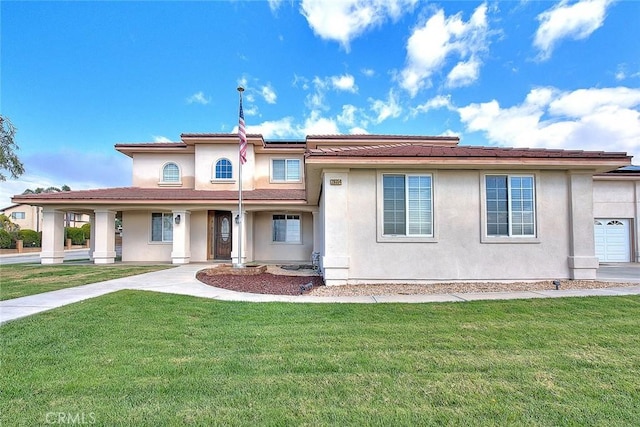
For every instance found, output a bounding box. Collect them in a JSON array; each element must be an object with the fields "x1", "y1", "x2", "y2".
[
  {"x1": 198, "y1": 264, "x2": 267, "y2": 276},
  {"x1": 196, "y1": 264, "x2": 324, "y2": 295}
]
